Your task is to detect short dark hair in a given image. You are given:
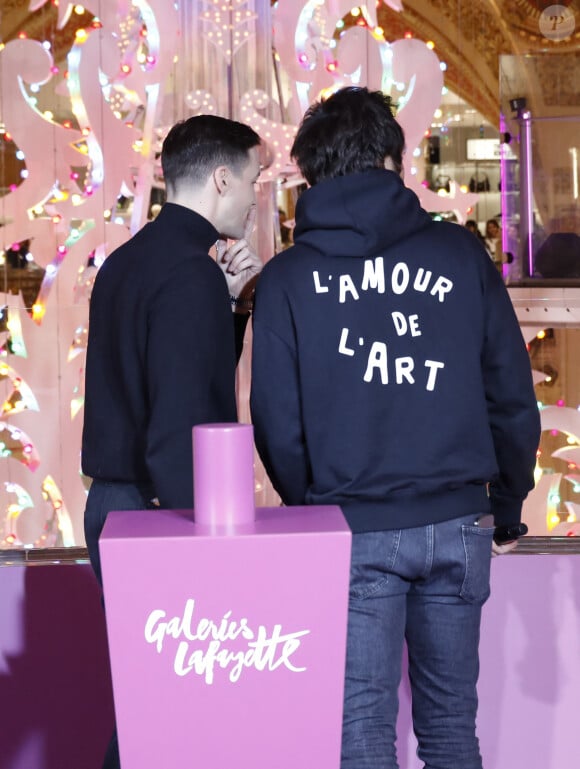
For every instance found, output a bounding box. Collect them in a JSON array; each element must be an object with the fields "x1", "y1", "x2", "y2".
[
  {"x1": 161, "y1": 115, "x2": 261, "y2": 194},
  {"x1": 291, "y1": 87, "x2": 405, "y2": 186}
]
